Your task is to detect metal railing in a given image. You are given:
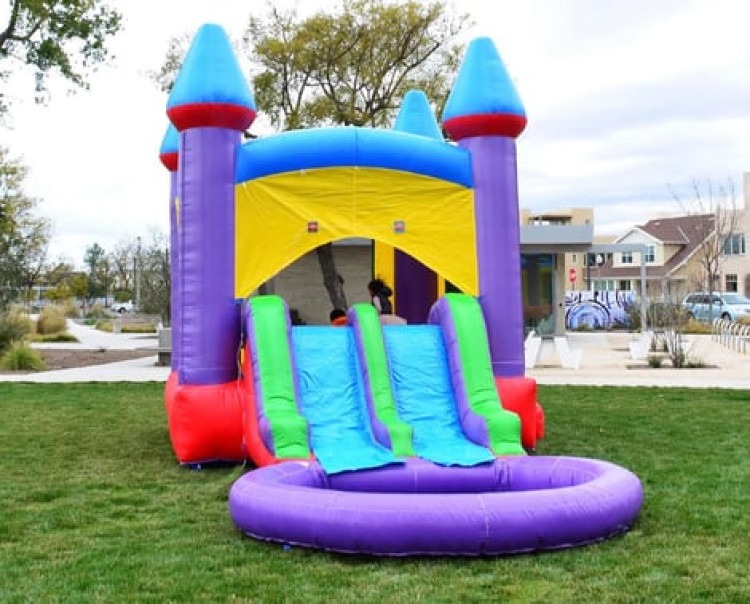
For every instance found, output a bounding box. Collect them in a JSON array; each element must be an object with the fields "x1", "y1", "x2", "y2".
[{"x1": 712, "y1": 318, "x2": 750, "y2": 354}]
